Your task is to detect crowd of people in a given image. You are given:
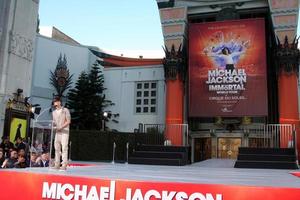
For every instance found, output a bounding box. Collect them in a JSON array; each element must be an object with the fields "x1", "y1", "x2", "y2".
[
  {"x1": 0, "y1": 97, "x2": 71, "y2": 170},
  {"x1": 0, "y1": 136, "x2": 50, "y2": 169}
]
